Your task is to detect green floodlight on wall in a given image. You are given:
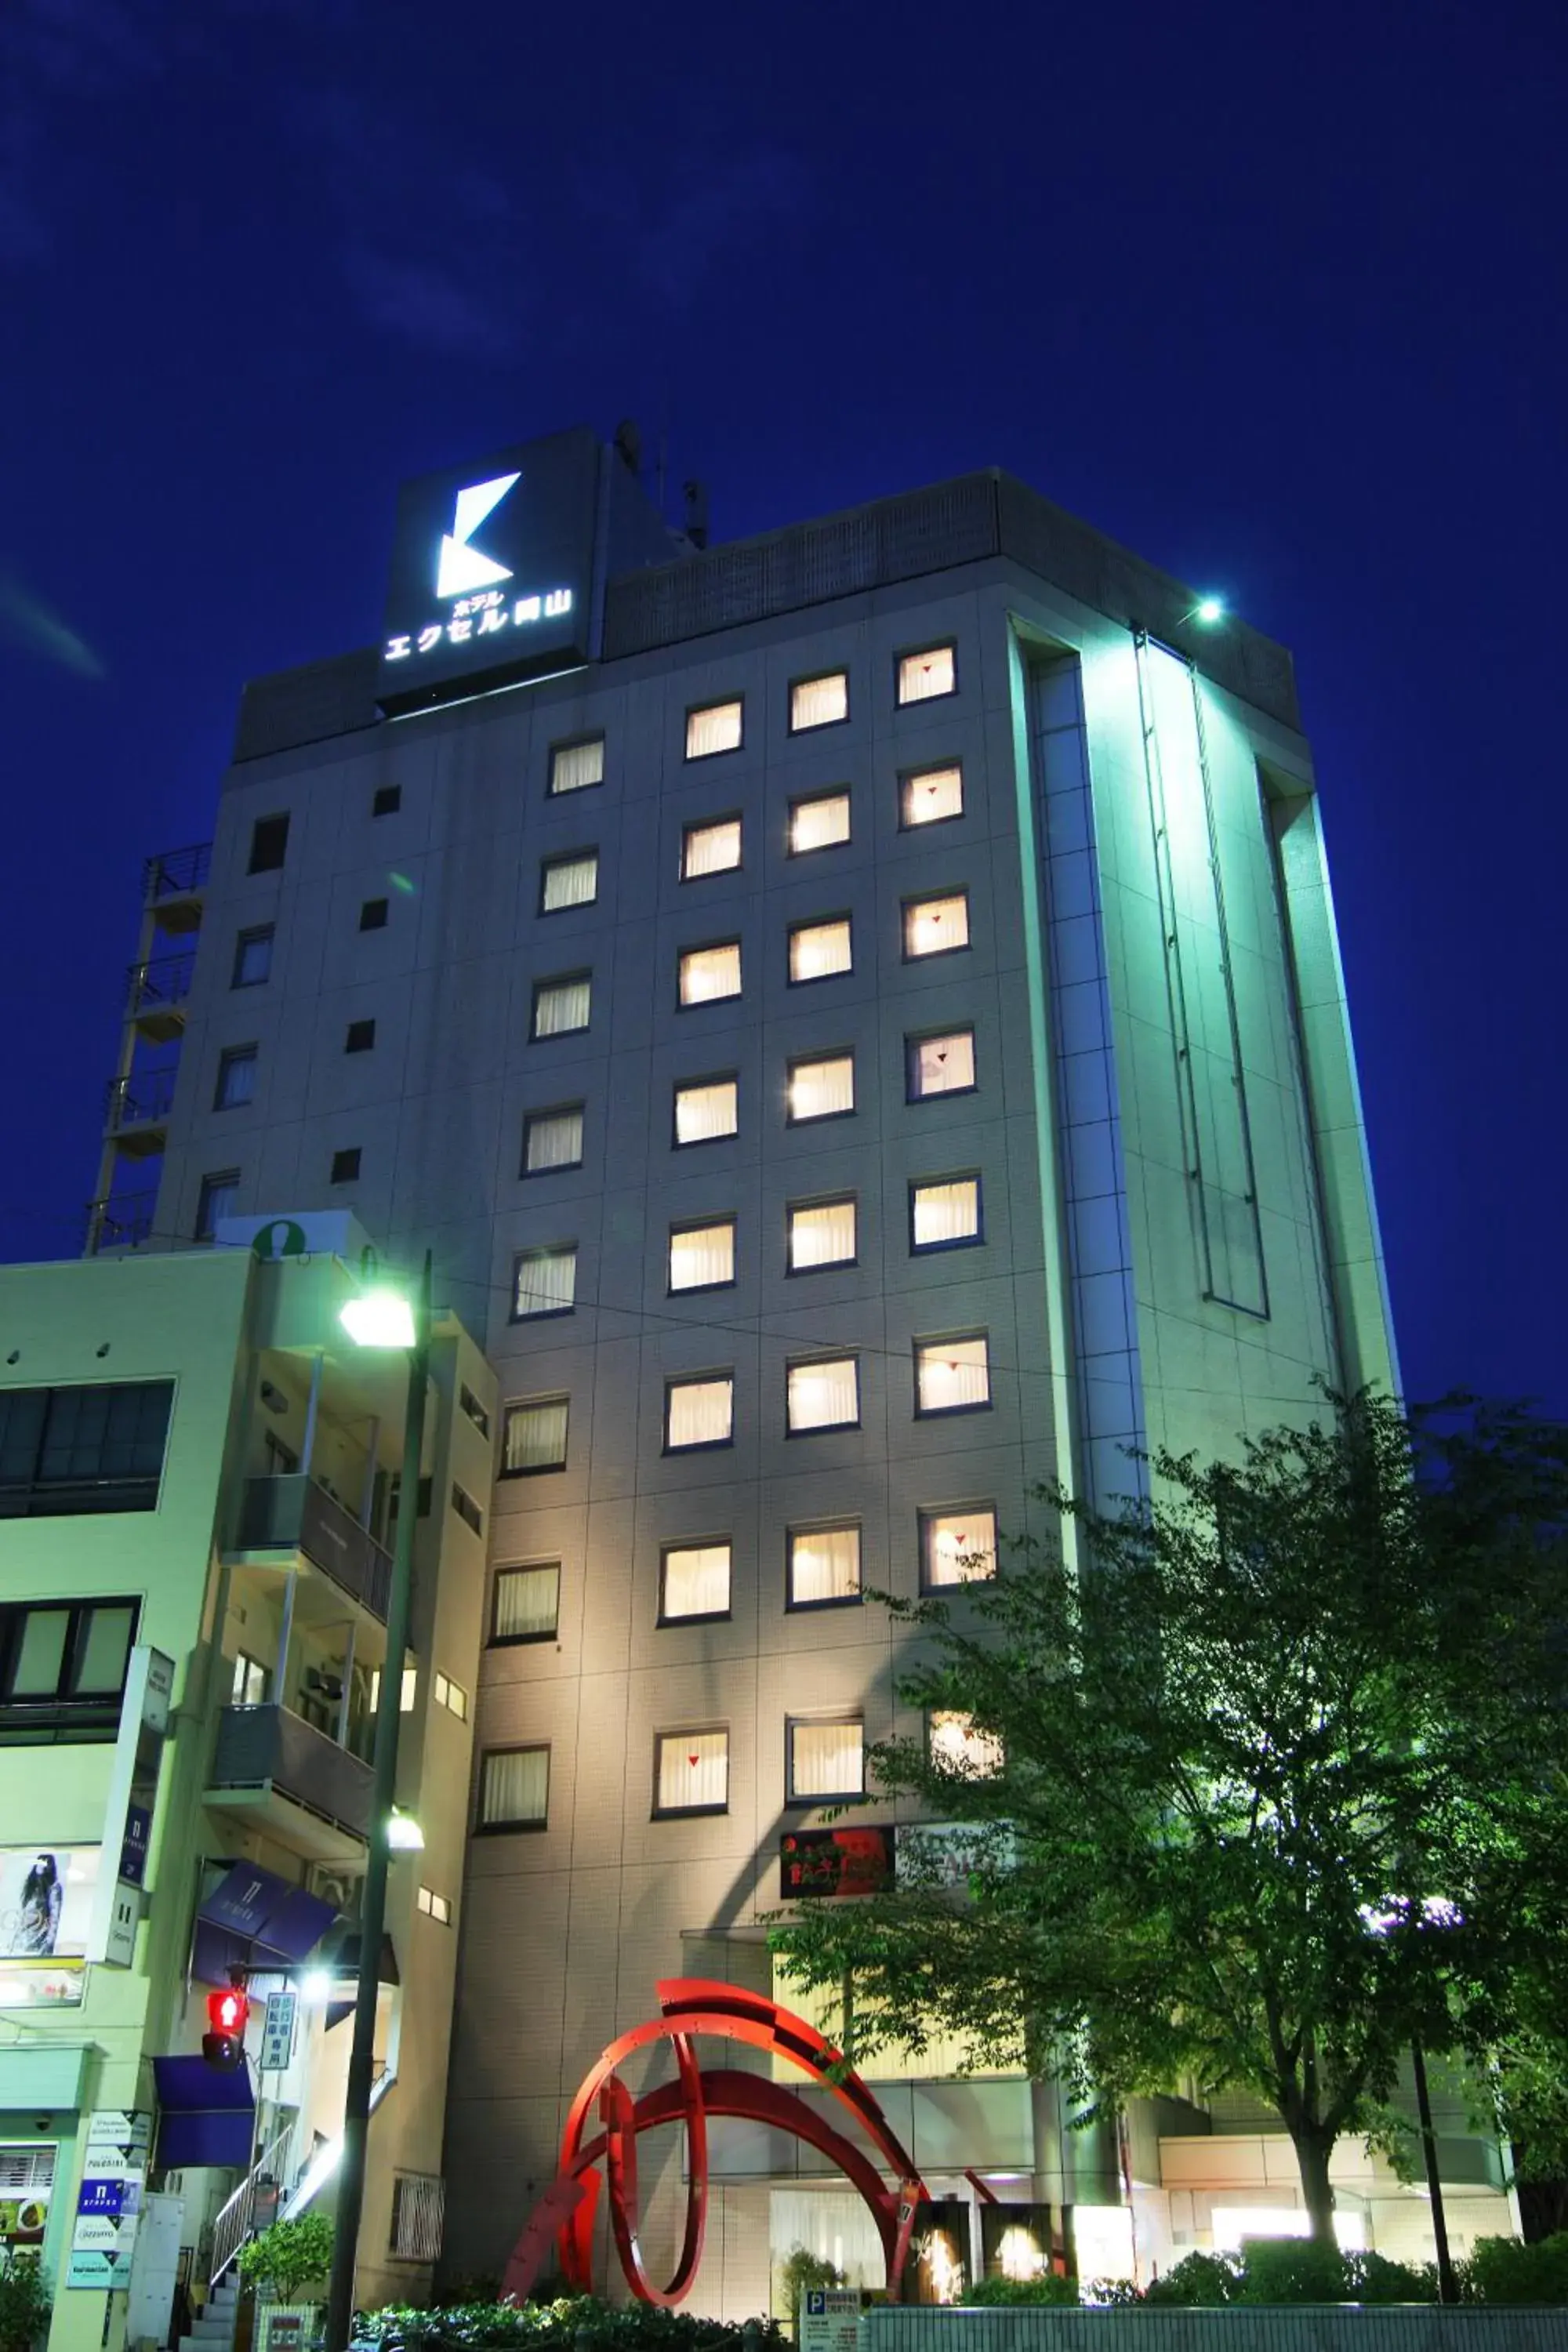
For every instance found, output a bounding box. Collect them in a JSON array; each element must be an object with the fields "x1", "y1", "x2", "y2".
[
  {"x1": 1194, "y1": 595, "x2": 1225, "y2": 624},
  {"x1": 339, "y1": 1288, "x2": 416, "y2": 1349}
]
